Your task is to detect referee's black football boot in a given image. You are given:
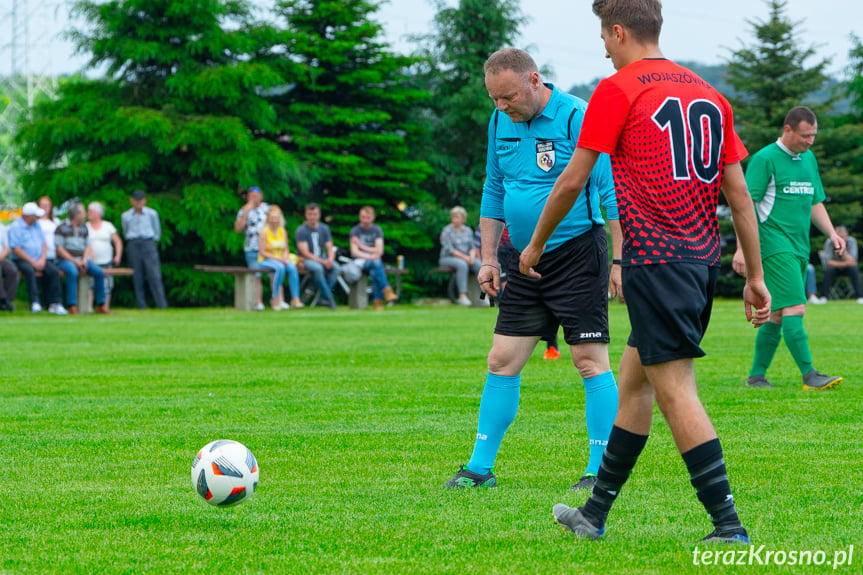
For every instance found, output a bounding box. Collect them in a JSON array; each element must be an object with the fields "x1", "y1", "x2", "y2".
[
  {"x1": 701, "y1": 526, "x2": 750, "y2": 544},
  {"x1": 444, "y1": 466, "x2": 497, "y2": 488},
  {"x1": 802, "y1": 370, "x2": 842, "y2": 390},
  {"x1": 569, "y1": 474, "x2": 597, "y2": 490}
]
